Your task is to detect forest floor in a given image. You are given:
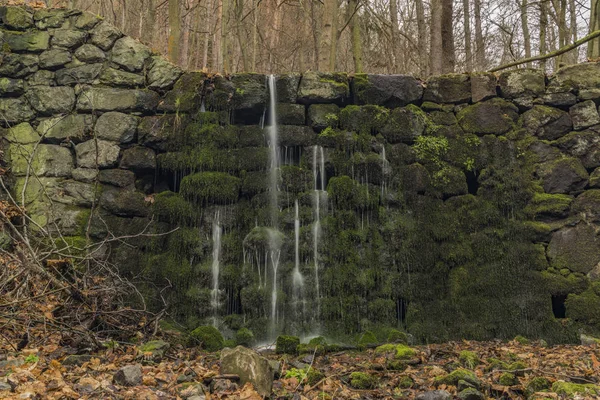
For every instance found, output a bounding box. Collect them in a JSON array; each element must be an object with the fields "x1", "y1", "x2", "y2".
[{"x1": 0, "y1": 332, "x2": 599, "y2": 400}]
